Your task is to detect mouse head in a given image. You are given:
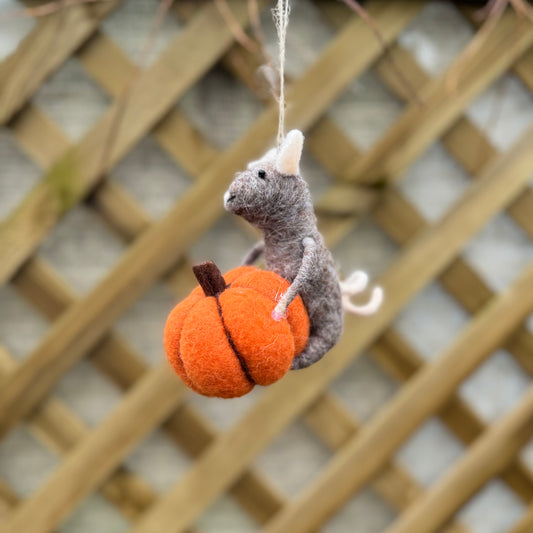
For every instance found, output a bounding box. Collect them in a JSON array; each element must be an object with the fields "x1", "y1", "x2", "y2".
[{"x1": 224, "y1": 130, "x2": 312, "y2": 229}]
